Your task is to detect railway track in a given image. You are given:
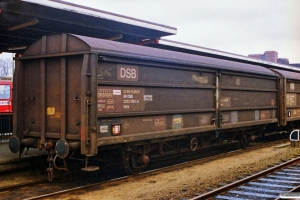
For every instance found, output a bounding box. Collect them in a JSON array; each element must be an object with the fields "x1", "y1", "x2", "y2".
[
  {"x1": 190, "y1": 155, "x2": 300, "y2": 200},
  {"x1": 0, "y1": 139, "x2": 288, "y2": 200}
]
